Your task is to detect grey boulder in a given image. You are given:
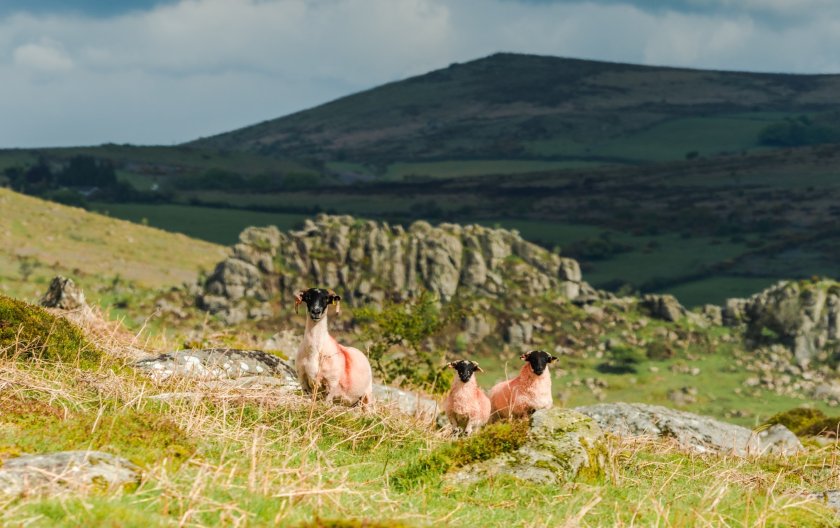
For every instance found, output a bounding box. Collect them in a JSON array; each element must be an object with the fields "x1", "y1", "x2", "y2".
[
  {"x1": 449, "y1": 408, "x2": 605, "y2": 485},
  {"x1": 576, "y1": 402, "x2": 802, "y2": 456},
  {"x1": 0, "y1": 451, "x2": 140, "y2": 496}
]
